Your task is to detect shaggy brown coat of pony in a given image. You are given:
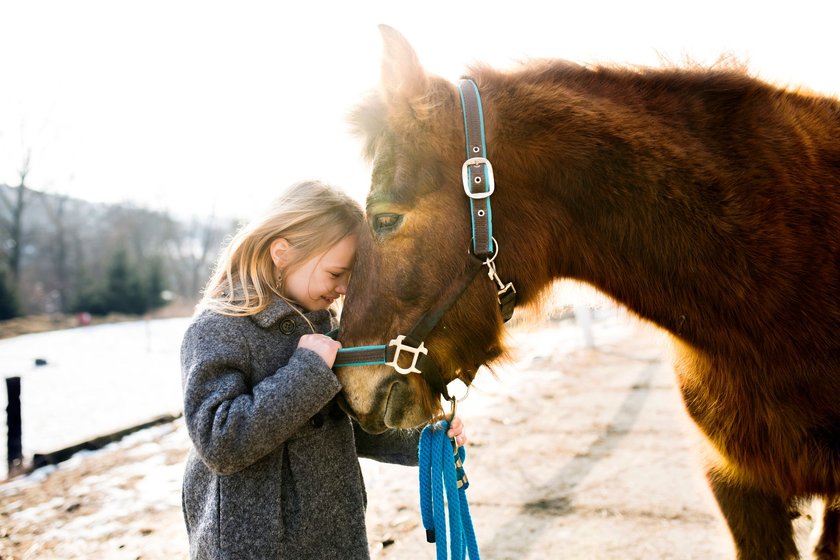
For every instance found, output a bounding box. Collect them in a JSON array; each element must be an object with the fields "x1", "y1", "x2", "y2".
[{"x1": 336, "y1": 26, "x2": 840, "y2": 559}]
